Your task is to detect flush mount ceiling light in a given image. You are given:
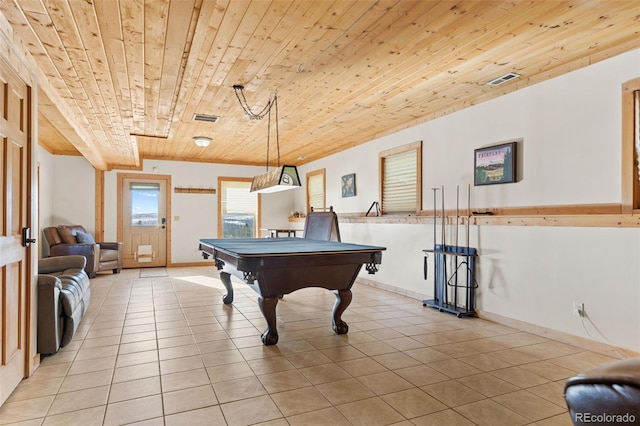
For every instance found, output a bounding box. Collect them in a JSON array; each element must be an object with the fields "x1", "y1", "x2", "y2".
[
  {"x1": 233, "y1": 85, "x2": 301, "y2": 193},
  {"x1": 193, "y1": 136, "x2": 212, "y2": 147}
]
